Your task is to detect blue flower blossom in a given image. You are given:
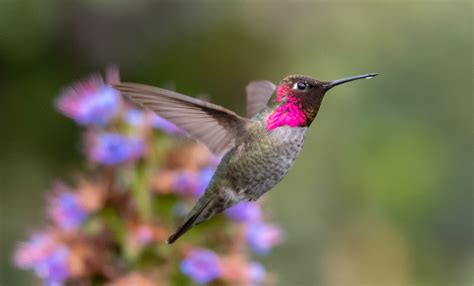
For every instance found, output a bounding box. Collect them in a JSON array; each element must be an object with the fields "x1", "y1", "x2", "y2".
[
  {"x1": 124, "y1": 107, "x2": 185, "y2": 135},
  {"x1": 225, "y1": 202, "x2": 262, "y2": 223},
  {"x1": 180, "y1": 249, "x2": 221, "y2": 284},
  {"x1": 48, "y1": 188, "x2": 88, "y2": 230},
  {"x1": 87, "y1": 132, "x2": 145, "y2": 165},
  {"x1": 246, "y1": 223, "x2": 283, "y2": 255},
  {"x1": 248, "y1": 262, "x2": 266, "y2": 286},
  {"x1": 174, "y1": 168, "x2": 215, "y2": 198},
  {"x1": 56, "y1": 74, "x2": 121, "y2": 126},
  {"x1": 124, "y1": 108, "x2": 147, "y2": 126},
  {"x1": 34, "y1": 246, "x2": 70, "y2": 286}
]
